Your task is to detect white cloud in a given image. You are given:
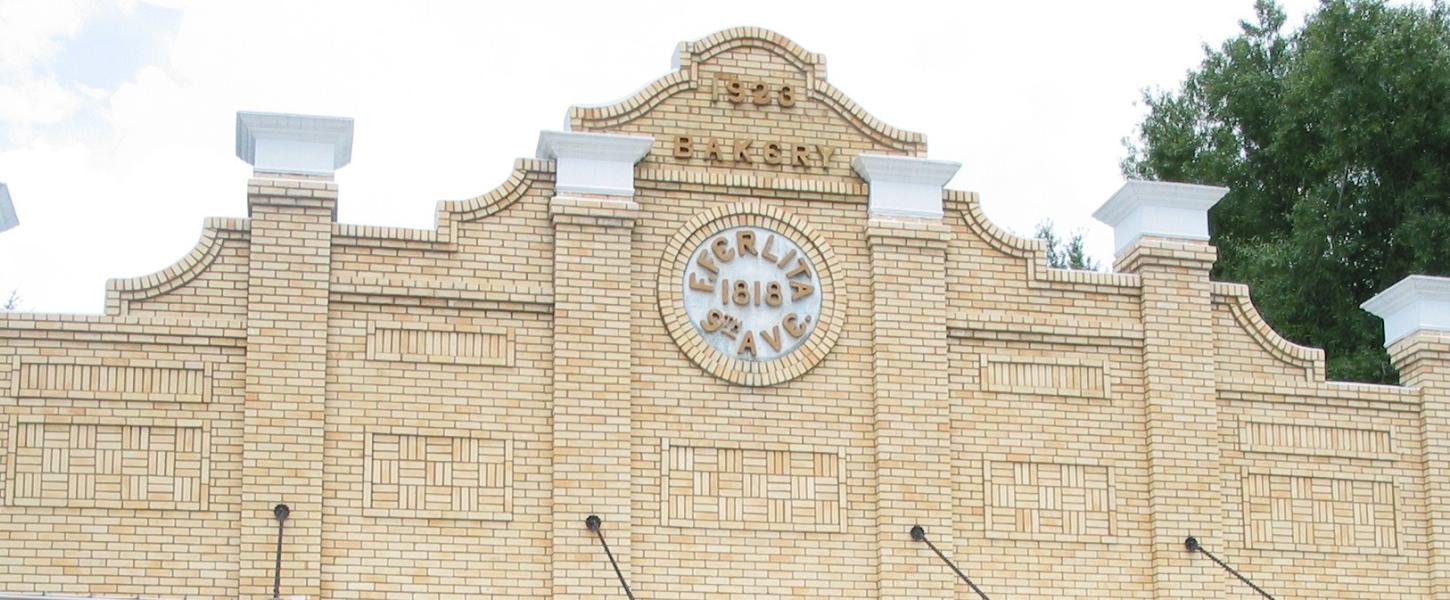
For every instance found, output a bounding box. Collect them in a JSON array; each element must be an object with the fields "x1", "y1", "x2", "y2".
[
  {"x1": 0, "y1": 78, "x2": 92, "y2": 124},
  {"x1": 0, "y1": 0, "x2": 103, "y2": 74}
]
